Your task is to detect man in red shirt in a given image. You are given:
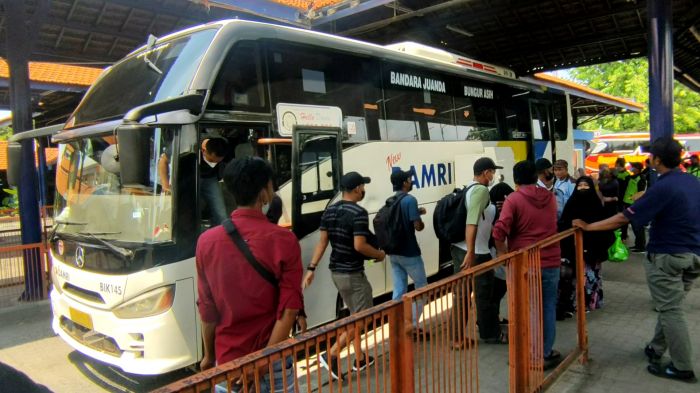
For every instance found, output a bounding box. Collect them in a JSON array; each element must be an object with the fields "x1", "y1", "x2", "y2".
[
  {"x1": 492, "y1": 160, "x2": 562, "y2": 370},
  {"x1": 196, "y1": 157, "x2": 303, "y2": 390}
]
